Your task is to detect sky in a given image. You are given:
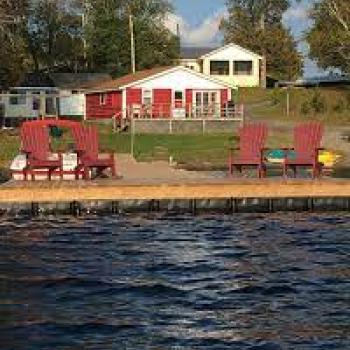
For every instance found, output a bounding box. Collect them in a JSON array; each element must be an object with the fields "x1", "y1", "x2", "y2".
[{"x1": 166, "y1": 0, "x2": 326, "y2": 77}]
